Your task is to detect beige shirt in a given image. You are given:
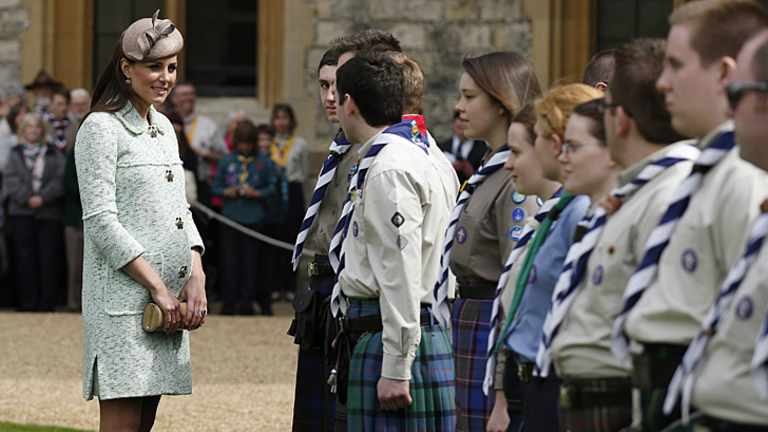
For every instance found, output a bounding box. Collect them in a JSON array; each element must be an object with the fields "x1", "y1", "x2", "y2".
[
  {"x1": 626, "y1": 122, "x2": 768, "y2": 345},
  {"x1": 692, "y1": 226, "x2": 768, "y2": 425},
  {"x1": 339, "y1": 130, "x2": 459, "y2": 380},
  {"x1": 449, "y1": 167, "x2": 538, "y2": 284},
  {"x1": 552, "y1": 143, "x2": 695, "y2": 378},
  {"x1": 302, "y1": 141, "x2": 362, "y2": 258}
]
